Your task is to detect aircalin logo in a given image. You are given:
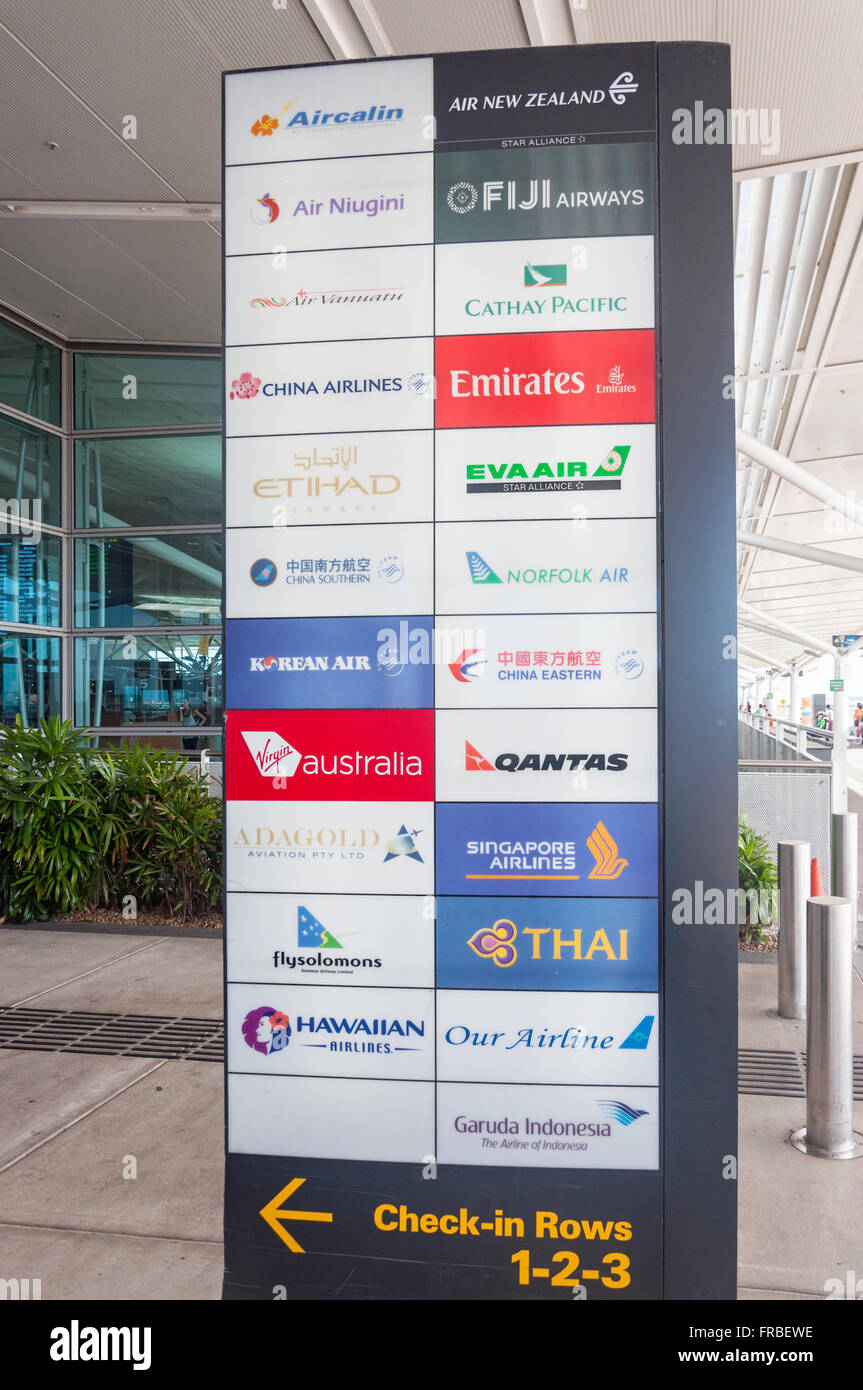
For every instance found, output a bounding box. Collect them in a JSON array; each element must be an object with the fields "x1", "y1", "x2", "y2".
[
  {"x1": 251, "y1": 102, "x2": 404, "y2": 135},
  {"x1": 465, "y1": 445, "x2": 629, "y2": 495},
  {"x1": 465, "y1": 741, "x2": 629, "y2": 773}
]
